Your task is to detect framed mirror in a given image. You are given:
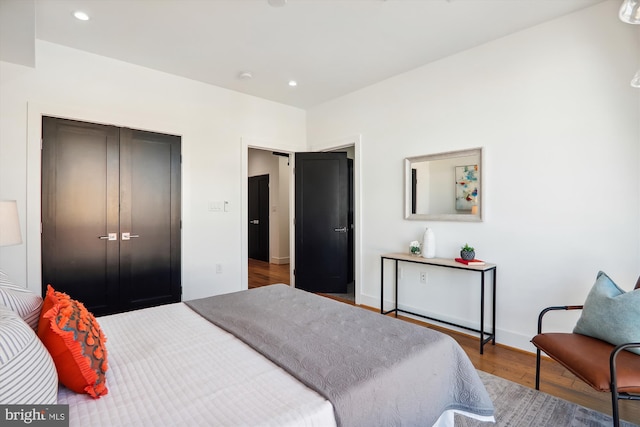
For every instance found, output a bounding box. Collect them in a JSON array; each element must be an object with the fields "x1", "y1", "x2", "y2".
[{"x1": 404, "y1": 147, "x2": 482, "y2": 221}]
